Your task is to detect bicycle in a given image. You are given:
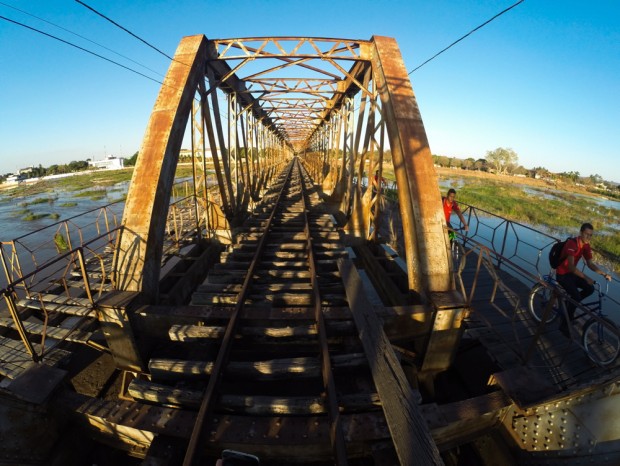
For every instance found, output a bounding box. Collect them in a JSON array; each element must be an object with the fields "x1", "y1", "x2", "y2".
[
  {"x1": 528, "y1": 274, "x2": 620, "y2": 366},
  {"x1": 449, "y1": 226, "x2": 467, "y2": 271}
]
